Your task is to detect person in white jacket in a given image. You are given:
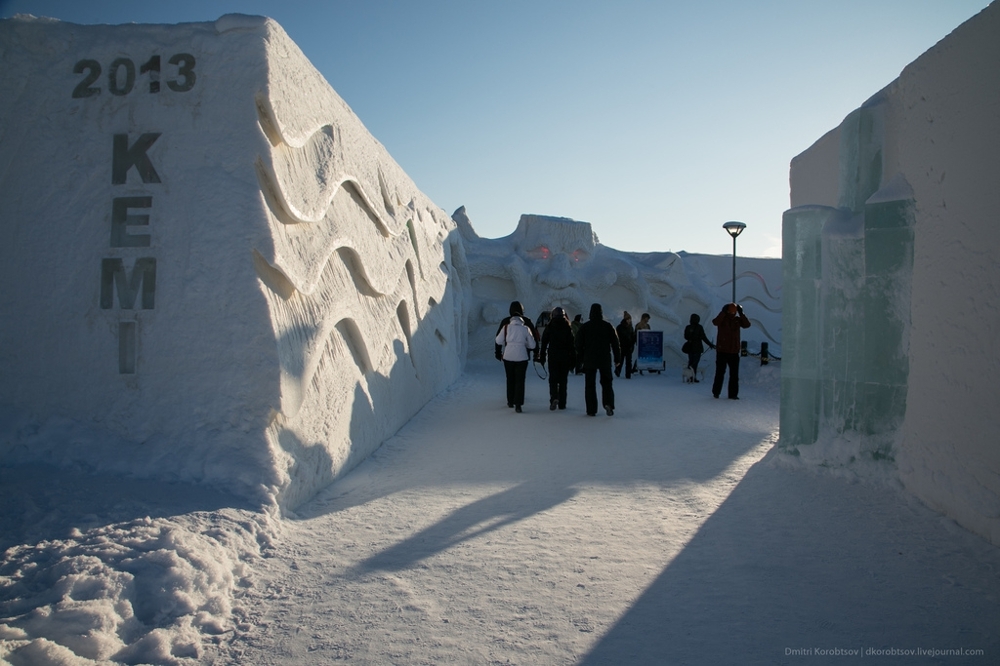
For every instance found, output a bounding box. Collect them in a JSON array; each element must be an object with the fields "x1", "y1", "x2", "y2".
[{"x1": 496, "y1": 313, "x2": 536, "y2": 412}]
